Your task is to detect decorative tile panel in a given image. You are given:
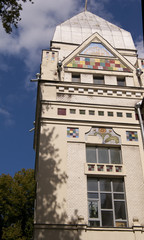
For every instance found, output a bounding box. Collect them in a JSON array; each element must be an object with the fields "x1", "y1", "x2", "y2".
[
  {"x1": 88, "y1": 164, "x2": 95, "y2": 171},
  {"x1": 67, "y1": 128, "x2": 79, "y2": 138},
  {"x1": 86, "y1": 127, "x2": 121, "y2": 144},
  {"x1": 66, "y1": 57, "x2": 131, "y2": 72},
  {"x1": 85, "y1": 163, "x2": 124, "y2": 175},
  {"x1": 126, "y1": 131, "x2": 138, "y2": 141},
  {"x1": 58, "y1": 108, "x2": 66, "y2": 115},
  {"x1": 106, "y1": 165, "x2": 113, "y2": 172},
  {"x1": 115, "y1": 166, "x2": 122, "y2": 172},
  {"x1": 97, "y1": 165, "x2": 104, "y2": 171},
  {"x1": 81, "y1": 43, "x2": 114, "y2": 57}
]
